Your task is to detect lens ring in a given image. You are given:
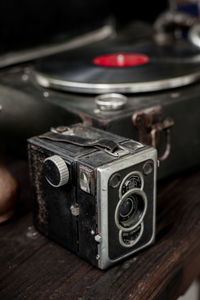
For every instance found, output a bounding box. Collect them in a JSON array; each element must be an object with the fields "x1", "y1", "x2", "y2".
[
  {"x1": 115, "y1": 189, "x2": 147, "y2": 232},
  {"x1": 119, "y1": 222, "x2": 144, "y2": 248},
  {"x1": 119, "y1": 171, "x2": 144, "y2": 198}
]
